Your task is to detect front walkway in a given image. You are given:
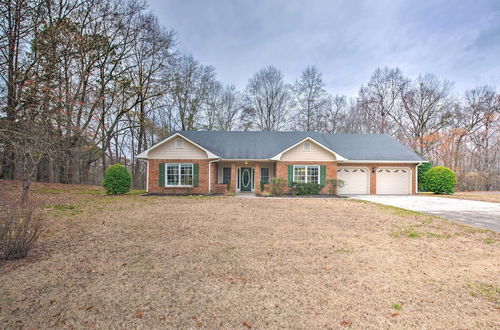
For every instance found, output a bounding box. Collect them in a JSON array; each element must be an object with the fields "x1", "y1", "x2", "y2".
[
  {"x1": 235, "y1": 192, "x2": 257, "y2": 198},
  {"x1": 349, "y1": 195, "x2": 500, "y2": 232}
]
